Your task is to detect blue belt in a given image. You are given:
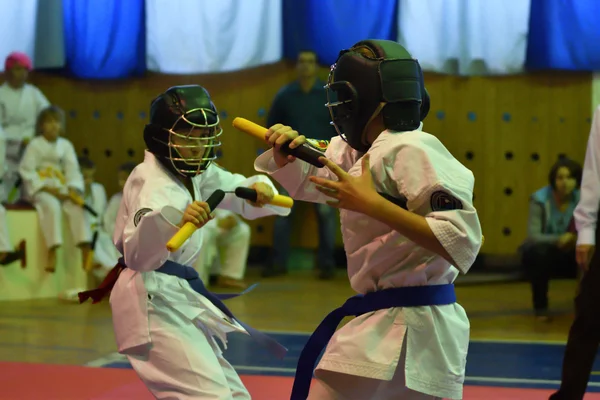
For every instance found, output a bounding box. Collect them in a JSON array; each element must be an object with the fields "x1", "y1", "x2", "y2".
[
  {"x1": 290, "y1": 284, "x2": 457, "y2": 400},
  {"x1": 131, "y1": 258, "x2": 288, "y2": 359}
]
